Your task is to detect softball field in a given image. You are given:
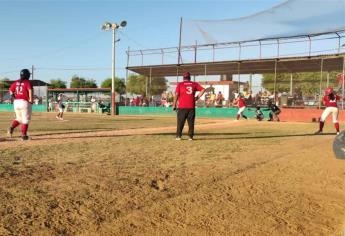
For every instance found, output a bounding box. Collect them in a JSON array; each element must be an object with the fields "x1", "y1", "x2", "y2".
[{"x1": 0, "y1": 112, "x2": 344, "y2": 235}]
